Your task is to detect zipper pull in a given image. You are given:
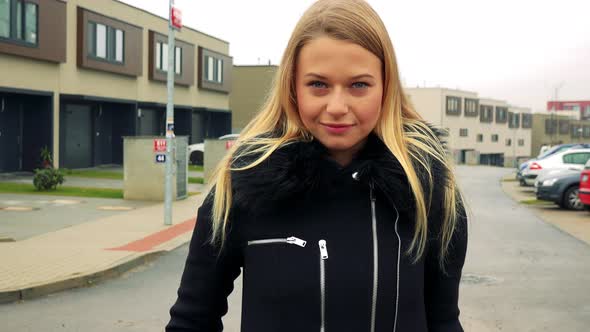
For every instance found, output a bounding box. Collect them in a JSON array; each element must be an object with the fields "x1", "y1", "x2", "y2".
[
  {"x1": 370, "y1": 182, "x2": 376, "y2": 202},
  {"x1": 319, "y1": 240, "x2": 328, "y2": 259},
  {"x1": 287, "y1": 236, "x2": 307, "y2": 247}
]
